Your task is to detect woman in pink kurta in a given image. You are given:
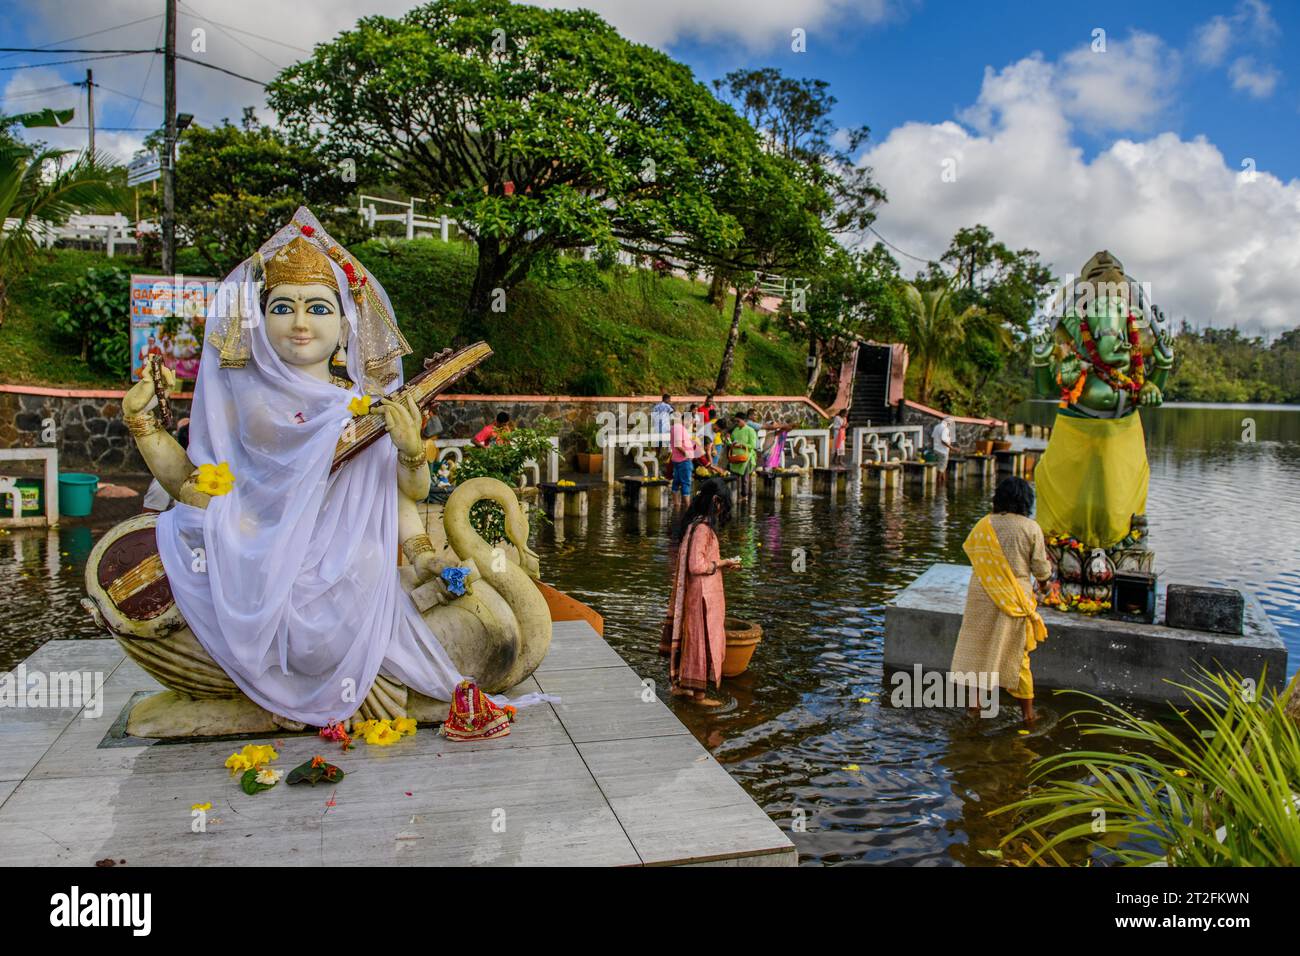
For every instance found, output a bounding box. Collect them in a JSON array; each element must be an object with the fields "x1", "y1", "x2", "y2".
[{"x1": 661, "y1": 479, "x2": 738, "y2": 705}]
